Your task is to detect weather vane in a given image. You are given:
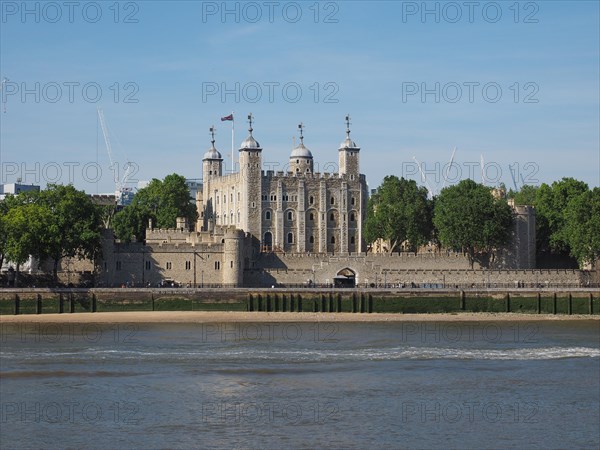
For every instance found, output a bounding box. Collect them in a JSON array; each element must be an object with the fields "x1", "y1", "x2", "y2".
[
  {"x1": 247, "y1": 113, "x2": 253, "y2": 132},
  {"x1": 209, "y1": 126, "x2": 216, "y2": 145},
  {"x1": 298, "y1": 122, "x2": 304, "y2": 143}
]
